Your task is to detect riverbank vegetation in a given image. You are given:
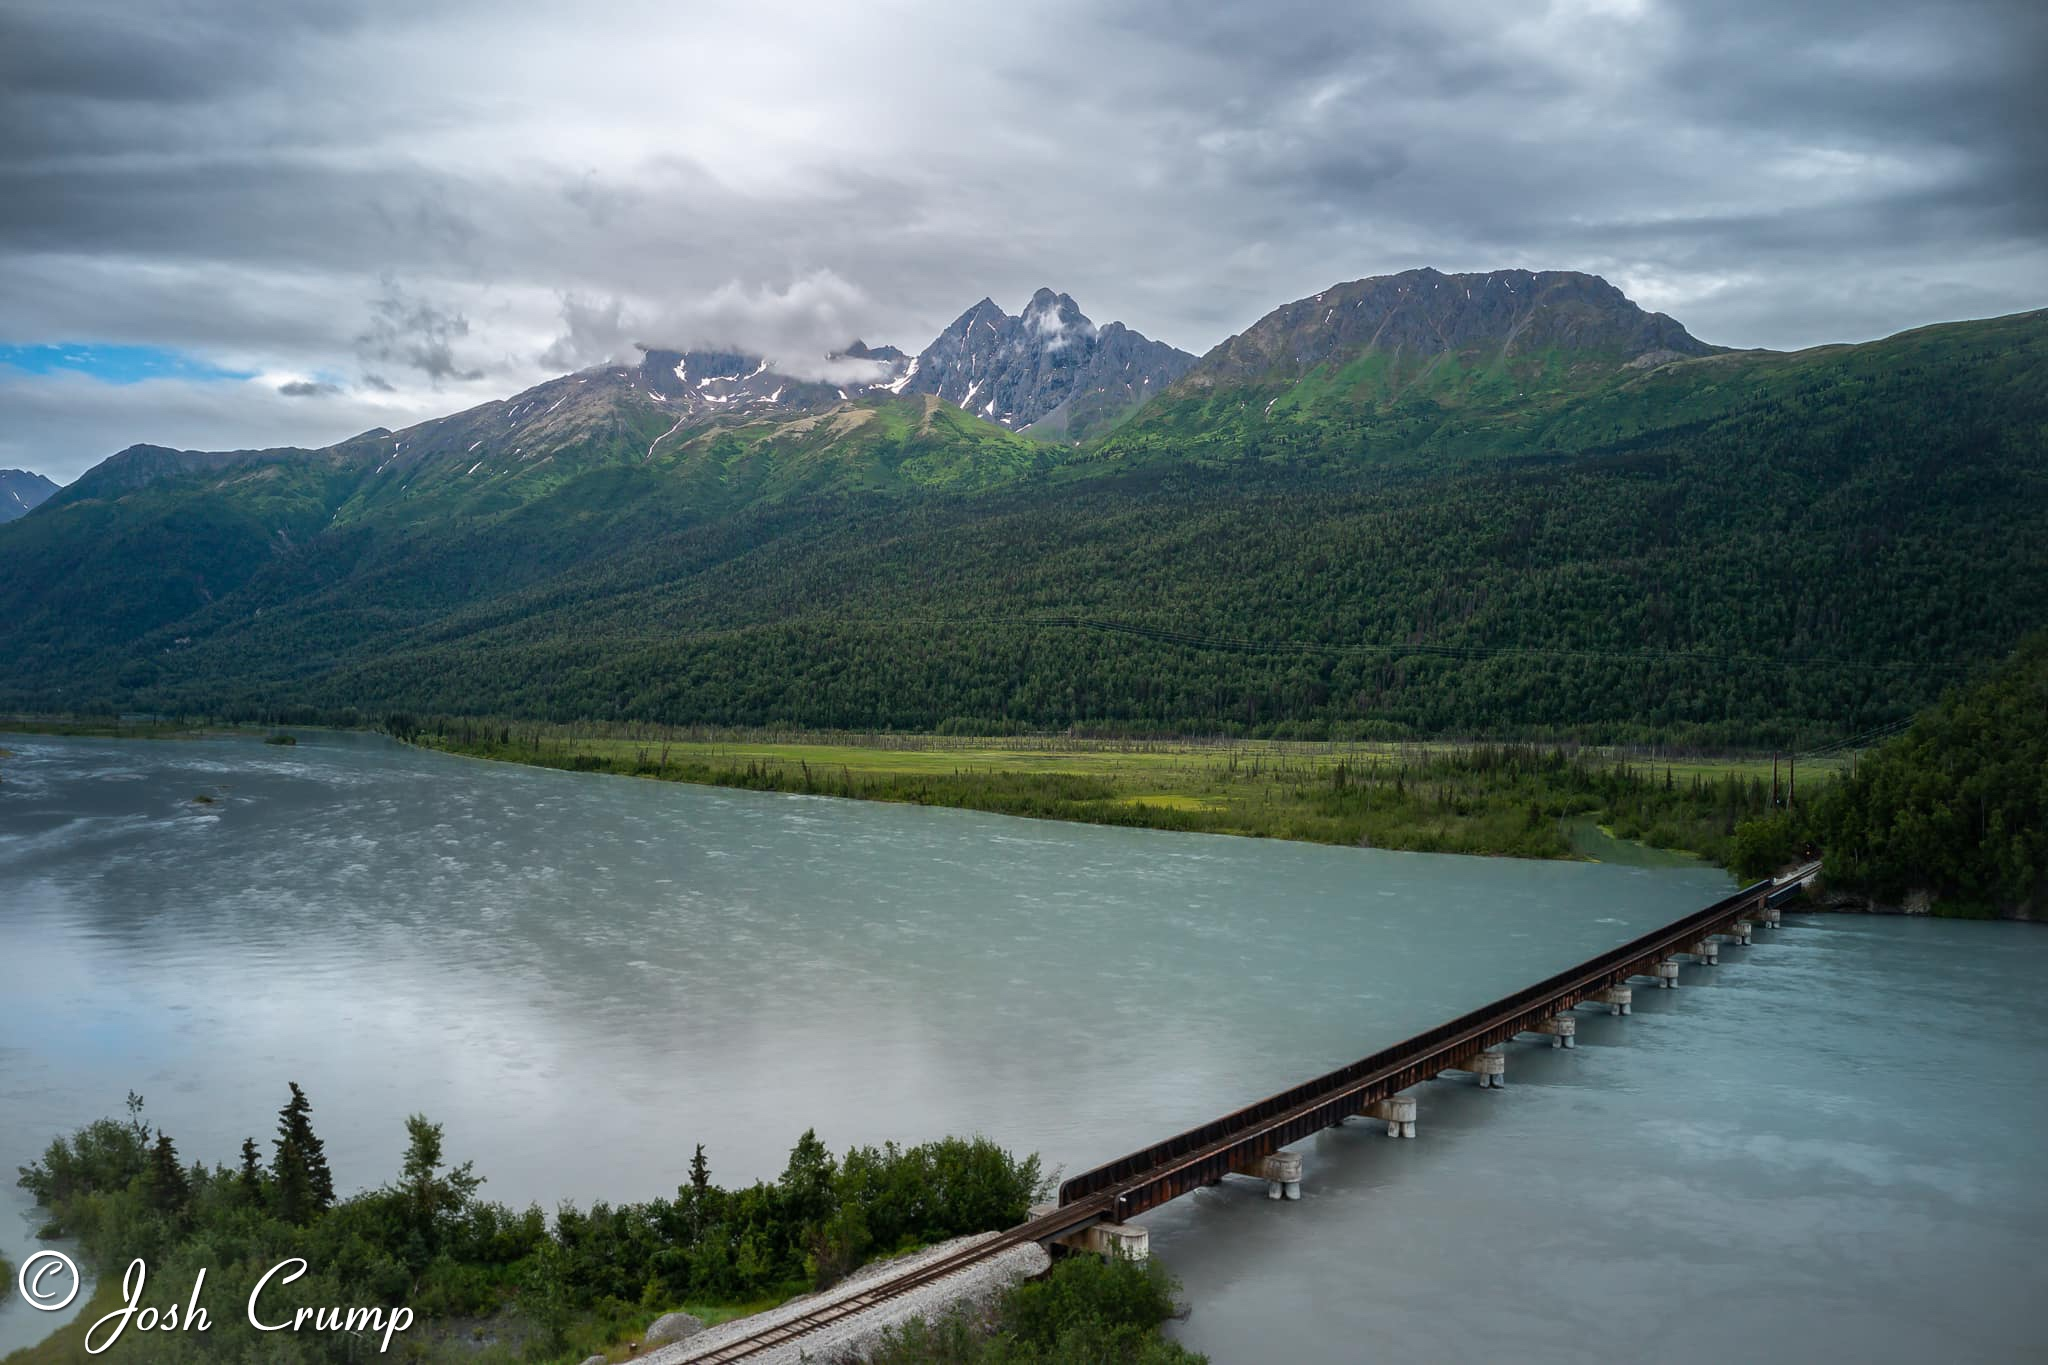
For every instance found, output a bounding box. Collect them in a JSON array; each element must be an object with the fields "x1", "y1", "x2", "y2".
[
  {"x1": 0, "y1": 715, "x2": 214, "y2": 740},
  {"x1": 408, "y1": 719, "x2": 1838, "y2": 866},
  {"x1": 11, "y1": 1089, "x2": 1049, "y2": 1364},
  {"x1": 868, "y1": 1253, "x2": 1204, "y2": 1363}
]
